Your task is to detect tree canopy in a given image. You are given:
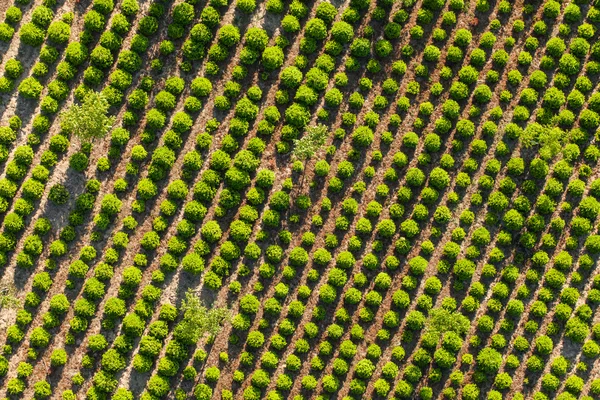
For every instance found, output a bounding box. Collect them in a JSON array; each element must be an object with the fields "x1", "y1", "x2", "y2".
[
  {"x1": 292, "y1": 123, "x2": 328, "y2": 161},
  {"x1": 520, "y1": 123, "x2": 565, "y2": 161},
  {"x1": 60, "y1": 91, "x2": 116, "y2": 142},
  {"x1": 174, "y1": 289, "x2": 231, "y2": 344},
  {"x1": 426, "y1": 307, "x2": 470, "y2": 337}
]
